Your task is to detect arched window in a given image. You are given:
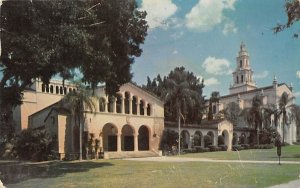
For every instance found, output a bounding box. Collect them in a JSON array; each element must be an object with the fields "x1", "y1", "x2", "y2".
[
  {"x1": 241, "y1": 75, "x2": 244, "y2": 83},
  {"x1": 240, "y1": 60, "x2": 242, "y2": 68},
  {"x1": 56, "y1": 86, "x2": 59, "y2": 94},
  {"x1": 236, "y1": 76, "x2": 239, "y2": 84},
  {"x1": 125, "y1": 92, "x2": 130, "y2": 114},
  {"x1": 42, "y1": 84, "x2": 45, "y2": 92},
  {"x1": 99, "y1": 98, "x2": 106, "y2": 112},
  {"x1": 116, "y1": 94, "x2": 122, "y2": 113},
  {"x1": 147, "y1": 104, "x2": 151, "y2": 116},
  {"x1": 50, "y1": 85, "x2": 54, "y2": 93},
  {"x1": 108, "y1": 96, "x2": 114, "y2": 113},
  {"x1": 60, "y1": 87, "x2": 63, "y2": 94},
  {"x1": 46, "y1": 84, "x2": 49, "y2": 93},
  {"x1": 69, "y1": 88, "x2": 72, "y2": 93},
  {"x1": 132, "y1": 96, "x2": 137, "y2": 115},
  {"x1": 212, "y1": 105, "x2": 216, "y2": 114},
  {"x1": 140, "y1": 100, "x2": 145, "y2": 115}
]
